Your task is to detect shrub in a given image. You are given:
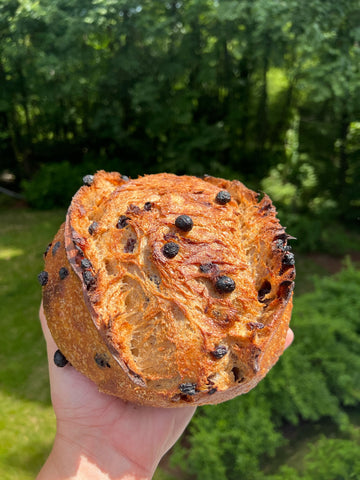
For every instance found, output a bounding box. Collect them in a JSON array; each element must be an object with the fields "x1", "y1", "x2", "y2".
[
  {"x1": 22, "y1": 162, "x2": 87, "y2": 209},
  {"x1": 172, "y1": 262, "x2": 360, "y2": 479},
  {"x1": 269, "y1": 437, "x2": 360, "y2": 480}
]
